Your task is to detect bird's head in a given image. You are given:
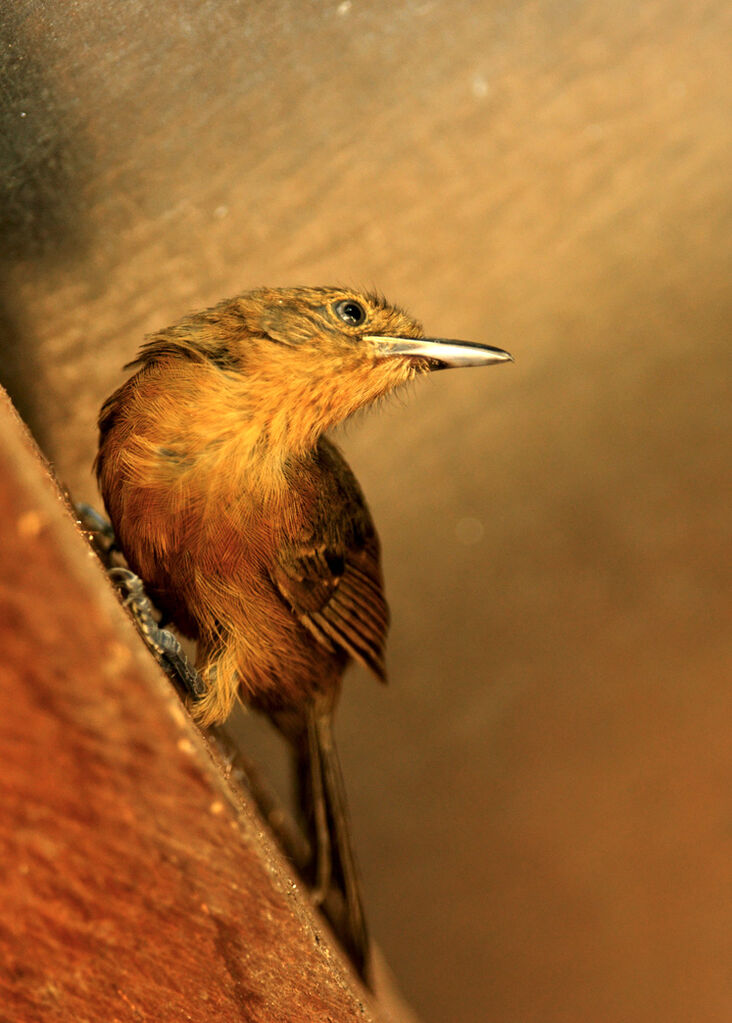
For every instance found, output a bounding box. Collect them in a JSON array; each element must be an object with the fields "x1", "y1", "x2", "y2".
[
  {"x1": 133, "y1": 286, "x2": 512, "y2": 454},
  {"x1": 235, "y1": 284, "x2": 511, "y2": 376}
]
